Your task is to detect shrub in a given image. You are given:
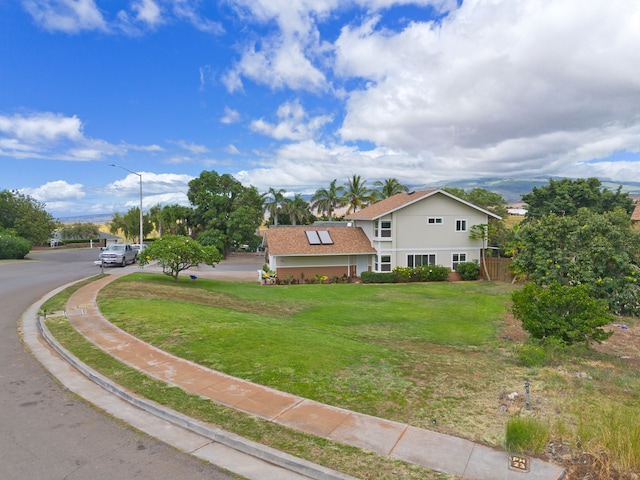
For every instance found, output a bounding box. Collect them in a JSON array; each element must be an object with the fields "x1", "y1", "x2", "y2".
[
  {"x1": 515, "y1": 344, "x2": 547, "y2": 367},
  {"x1": 505, "y1": 416, "x2": 550, "y2": 454},
  {"x1": 456, "y1": 260, "x2": 480, "y2": 281},
  {"x1": 361, "y1": 271, "x2": 397, "y2": 283},
  {"x1": 415, "y1": 265, "x2": 450, "y2": 282},
  {"x1": 0, "y1": 234, "x2": 31, "y2": 259},
  {"x1": 392, "y1": 265, "x2": 449, "y2": 282},
  {"x1": 511, "y1": 282, "x2": 614, "y2": 345}
]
